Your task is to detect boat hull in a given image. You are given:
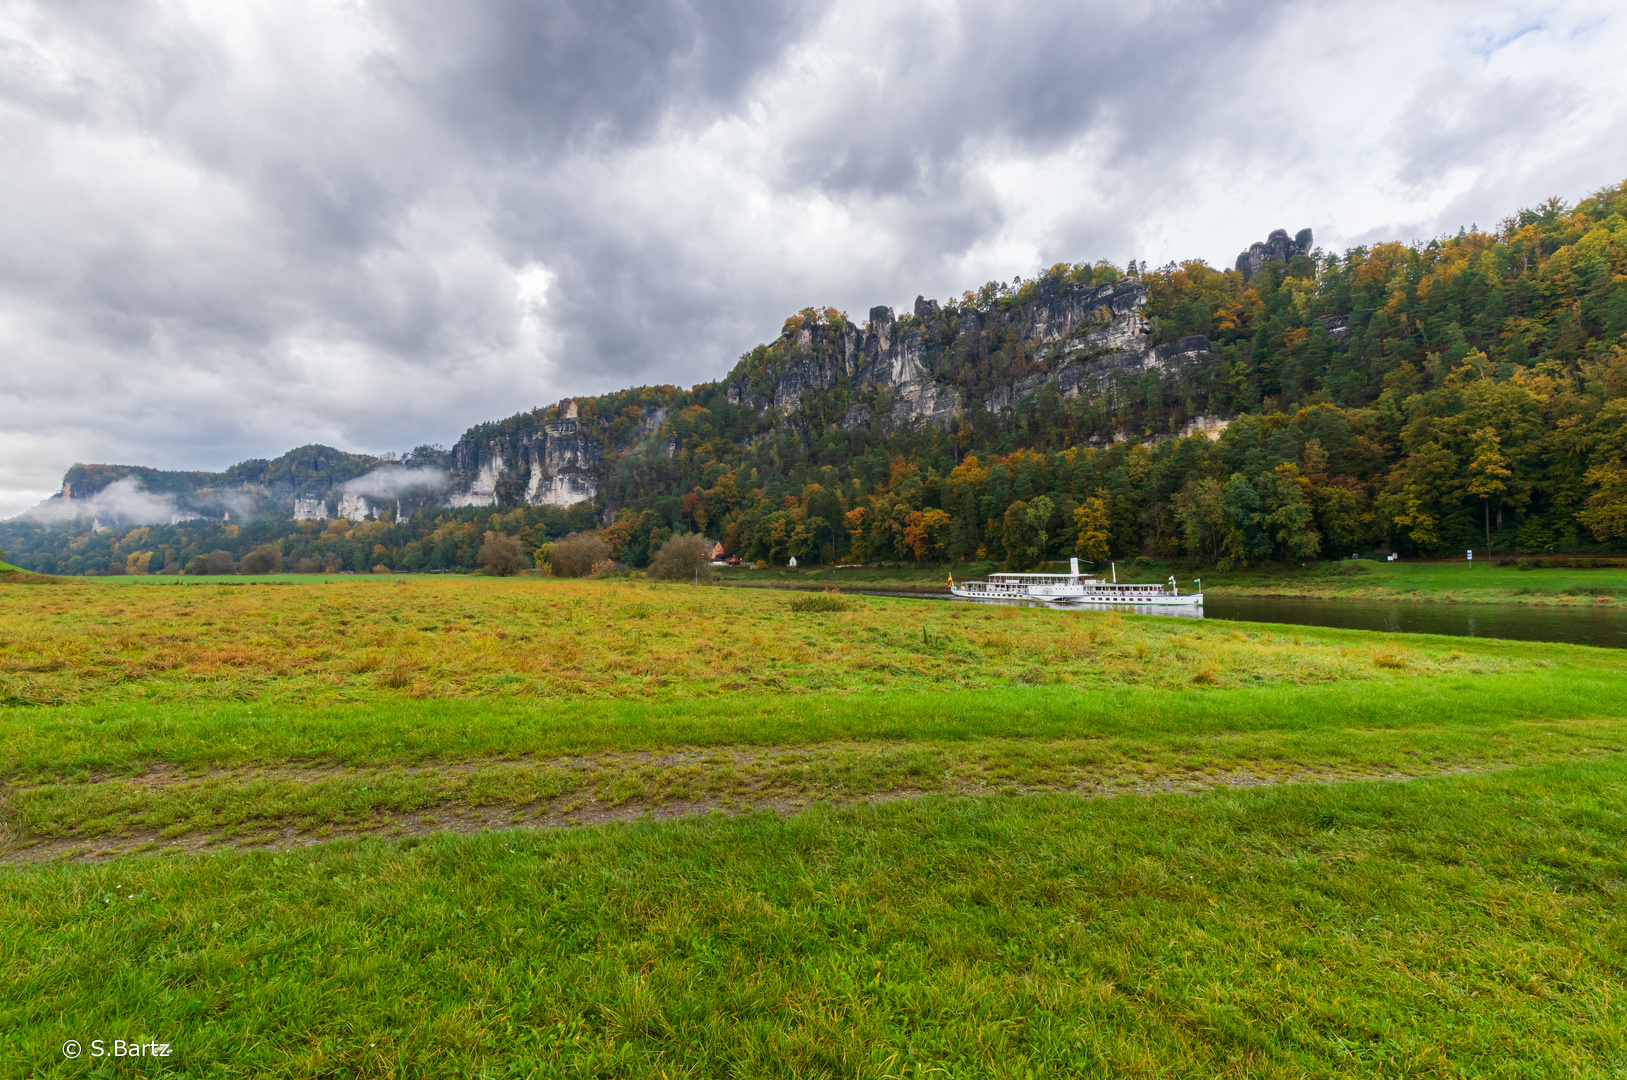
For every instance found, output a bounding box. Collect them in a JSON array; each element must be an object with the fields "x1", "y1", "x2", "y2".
[{"x1": 950, "y1": 584, "x2": 1203, "y2": 607}]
